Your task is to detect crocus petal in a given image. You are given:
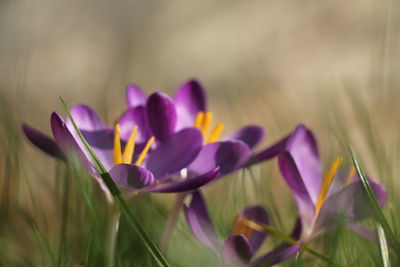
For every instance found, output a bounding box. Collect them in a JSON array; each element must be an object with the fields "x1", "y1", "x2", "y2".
[
  {"x1": 146, "y1": 92, "x2": 177, "y2": 141},
  {"x1": 226, "y1": 125, "x2": 265, "y2": 150},
  {"x1": 148, "y1": 167, "x2": 219, "y2": 193},
  {"x1": 118, "y1": 106, "x2": 151, "y2": 142},
  {"x1": 278, "y1": 151, "x2": 315, "y2": 231},
  {"x1": 125, "y1": 84, "x2": 147, "y2": 108},
  {"x1": 67, "y1": 104, "x2": 107, "y2": 131},
  {"x1": 145, "y1": 128, "x2": 202, "y2": 178},
  {"x1": 348, "y1": 225, "x2": 378, "y2": 243},
  {"x1": 50, "y1": 112, "x2": 97, "y2": 175},
  {"x1": 285, "y1": 124, "x2": 322, "y2": 204},
  {"x1": 109, "y1": 164, "x2": 154, "y2": 190},
  {"x1": 239, "y1": 206, "x2": 269, "y2": 254},
  {"x1": 22, "y1": 123, "x2": 65, "y2": 160},
  {"x1": 246, "y1": 135, "x2": 288, "y2": 167},
  {"x1": 251, "y1": 219, "x2": 302, "y2": 267},
  {"x1": 183, "y1": 191, "x2": 220, "y2": 252},
  {"x1": 188, "y1": 140, "x2": 251, "y2": 178},
  {"x1": 173, "y1": 79, "x2": 207, "y2": 129},
  {"x1": 80, "y1": 128, "x2": 115, "y2": 170},
  {"x1": 222, "y1": 235, "x2": 252, "y2": 265},
  {"x1": 315, "y1": 178, "x2": 387, "y2": 233}
]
